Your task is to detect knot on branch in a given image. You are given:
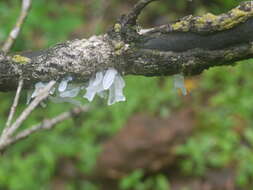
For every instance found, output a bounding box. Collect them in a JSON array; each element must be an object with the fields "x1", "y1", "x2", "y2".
[{"x1": 108, "y1": 0, "x2": 157, "y2": 43}]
